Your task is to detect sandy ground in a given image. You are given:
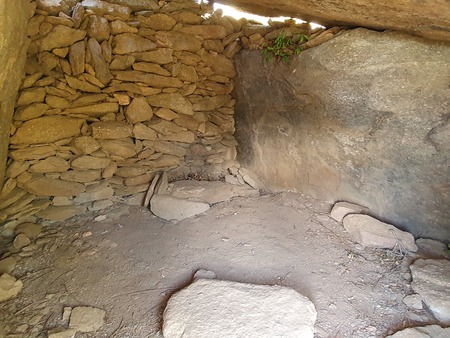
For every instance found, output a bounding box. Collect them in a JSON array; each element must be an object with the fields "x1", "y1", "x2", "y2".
[{"x1": 0, "y1": 192, "x2": 437, "y2": 337}]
